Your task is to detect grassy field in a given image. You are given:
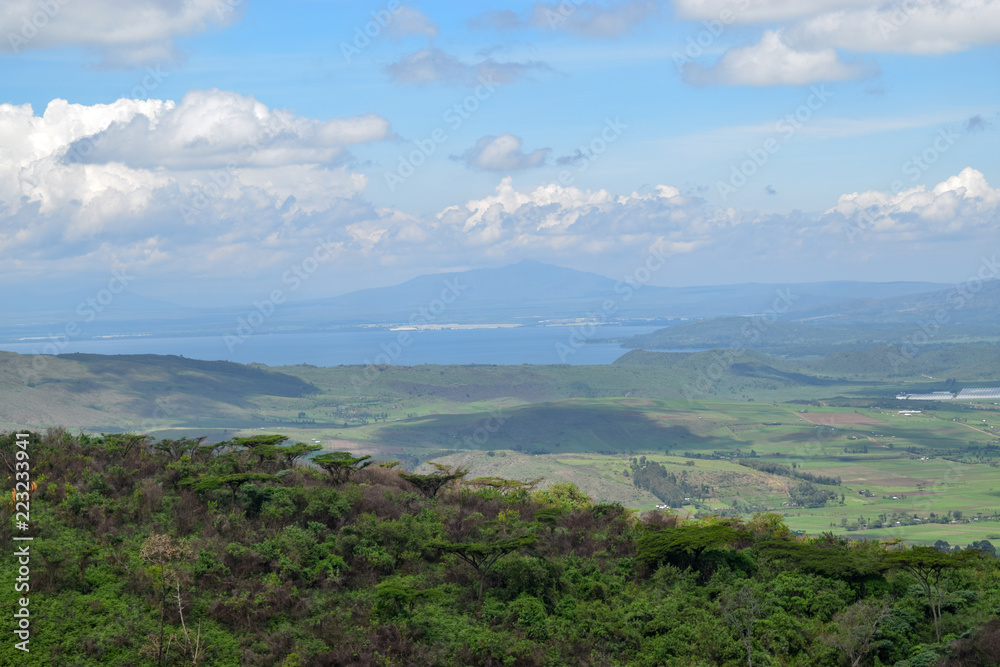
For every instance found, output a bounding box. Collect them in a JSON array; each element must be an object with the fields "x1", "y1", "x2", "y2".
[
  {"x1": 4, "y1": 349, "x2": 1000, "y2": 546},
  {"x1": 220, "y1": 395, "x2": 1000, "y2": 546}
]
